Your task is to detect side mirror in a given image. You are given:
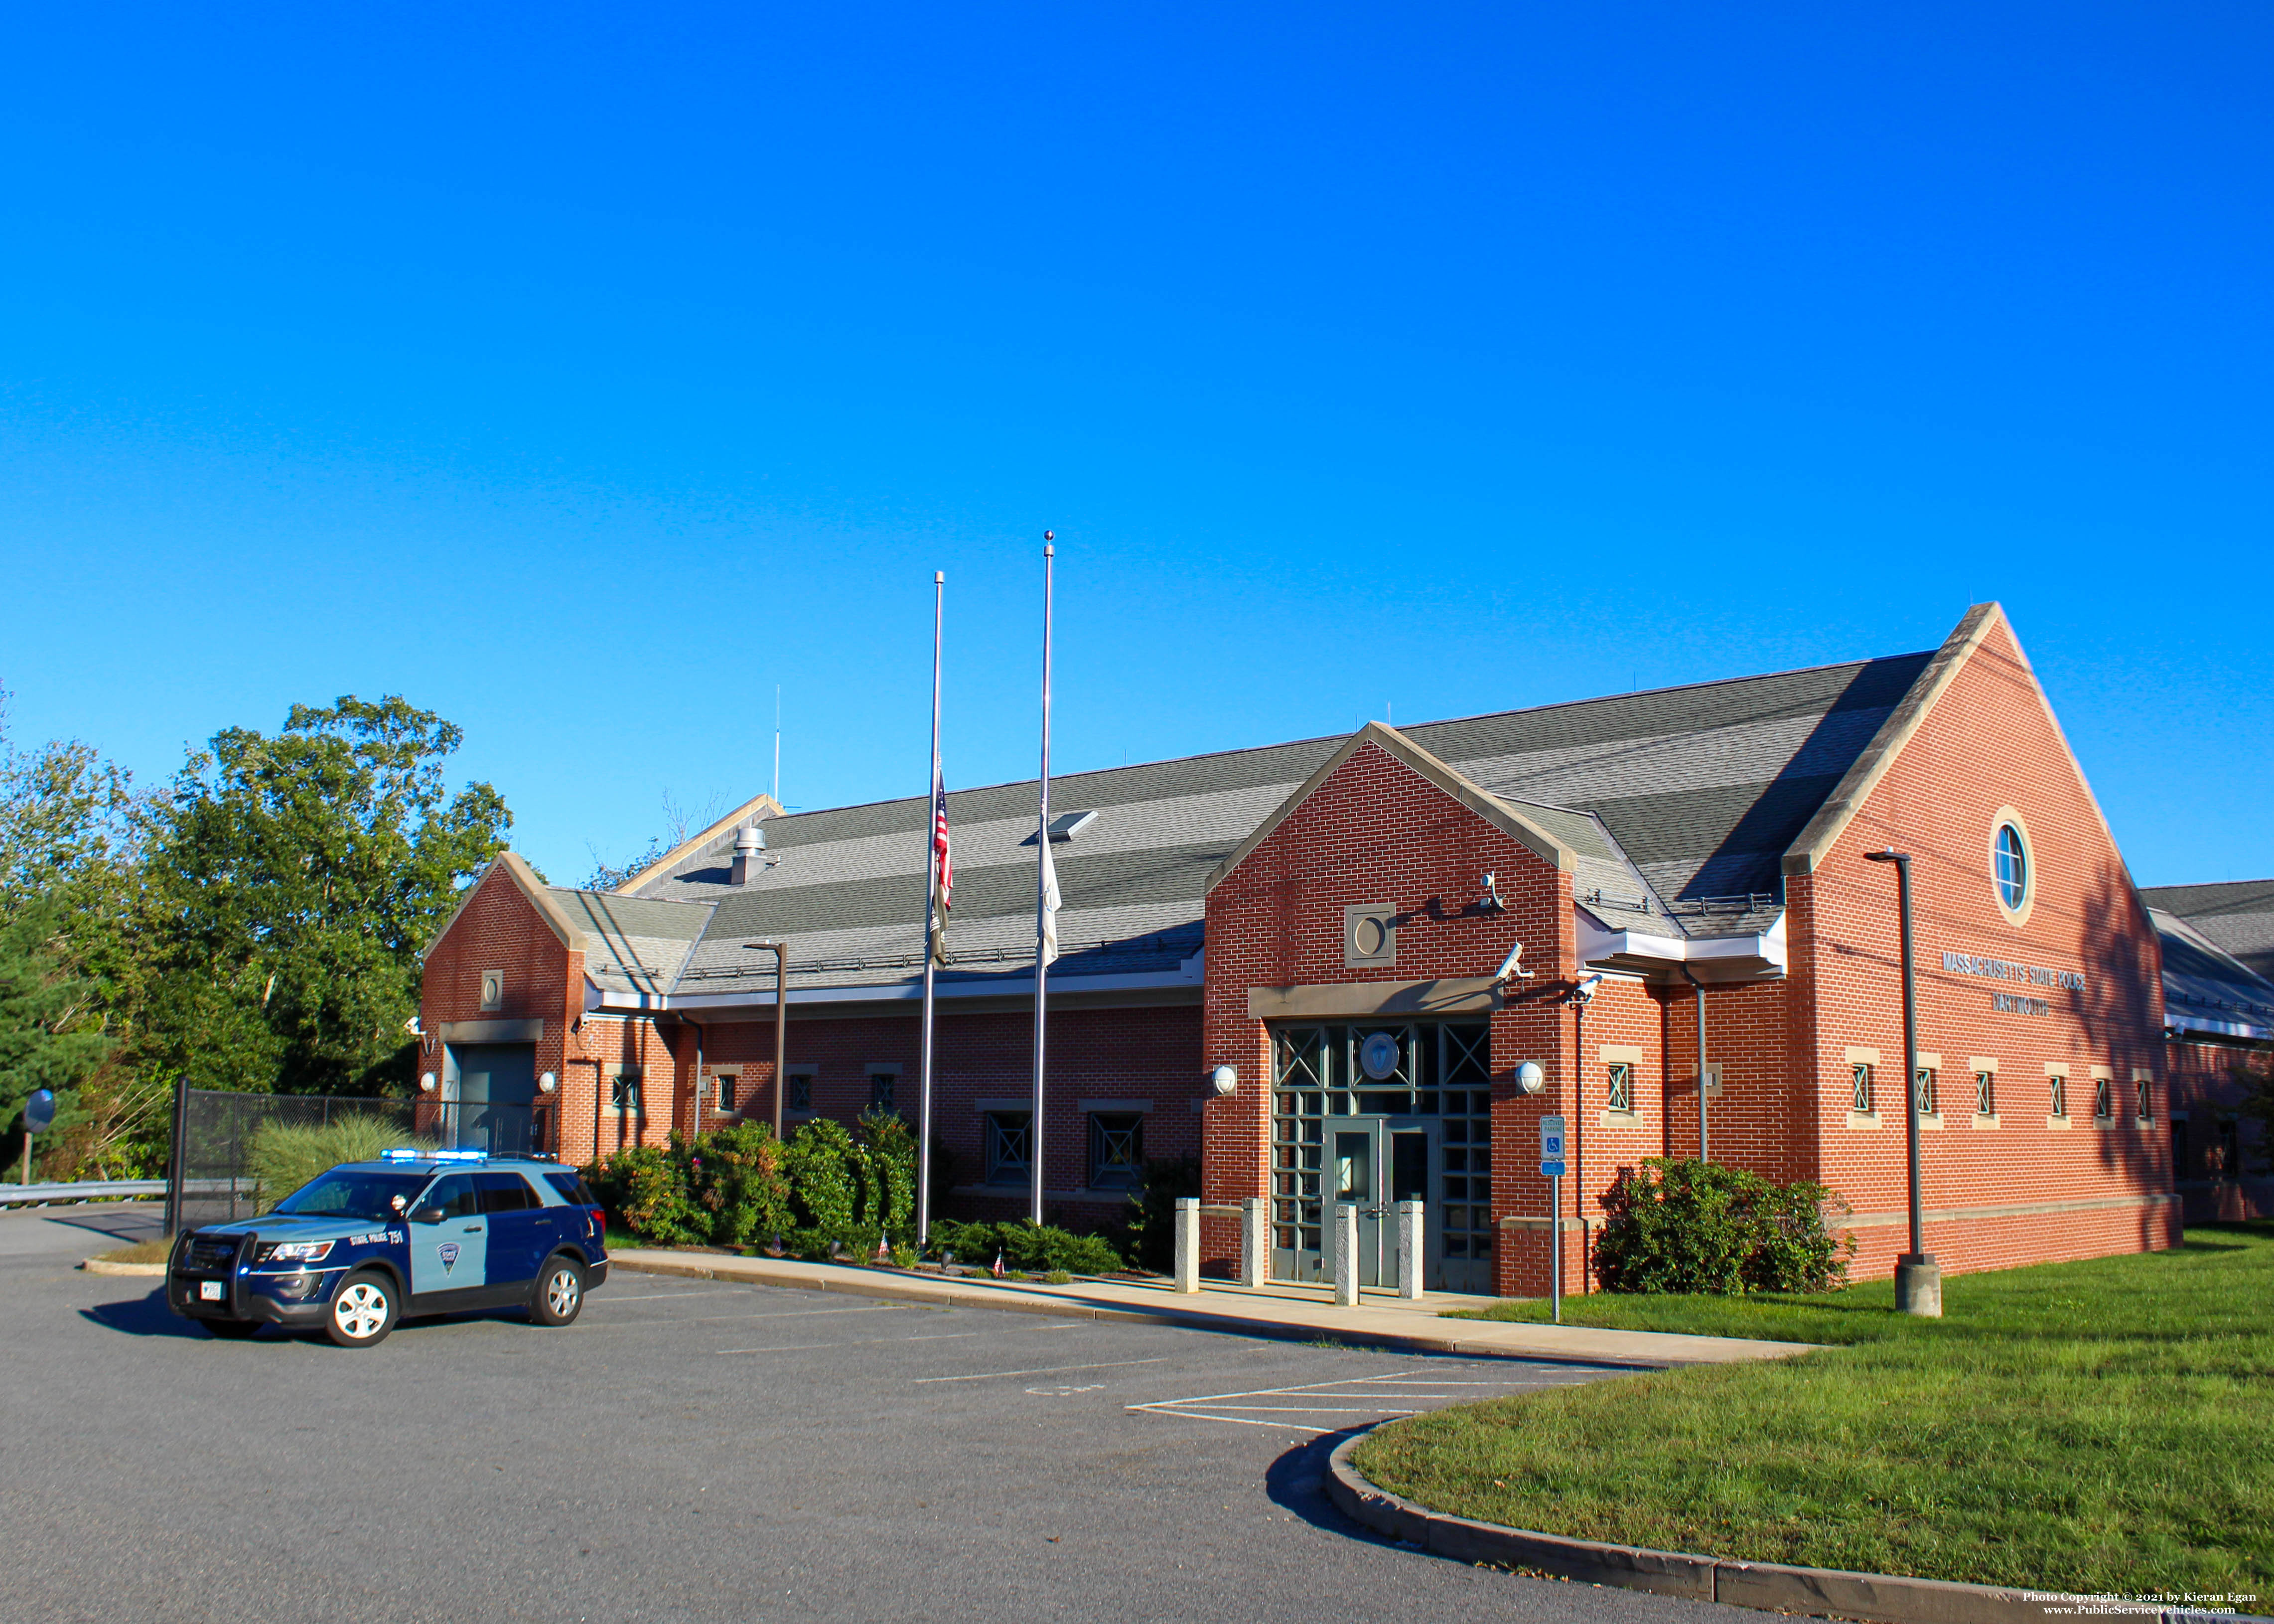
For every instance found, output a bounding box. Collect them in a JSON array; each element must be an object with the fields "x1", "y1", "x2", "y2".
[{"x1": 411, "y1": 1206, "x2": 446, "y2": 1226}]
